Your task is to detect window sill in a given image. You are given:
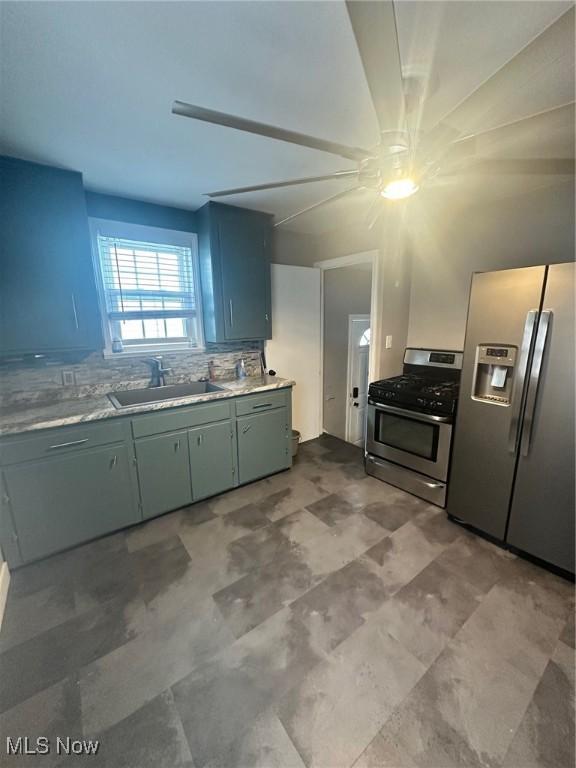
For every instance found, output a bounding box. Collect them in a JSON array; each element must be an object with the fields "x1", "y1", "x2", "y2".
[{"x1": 102, "y1": 344, "x2": 206, "y2": 359}]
